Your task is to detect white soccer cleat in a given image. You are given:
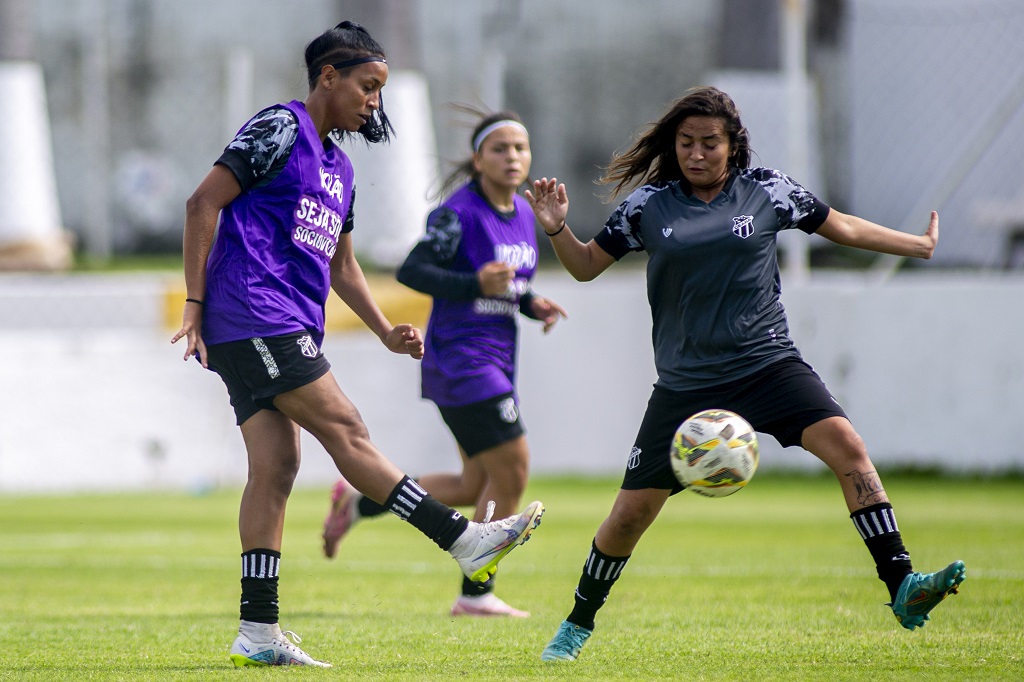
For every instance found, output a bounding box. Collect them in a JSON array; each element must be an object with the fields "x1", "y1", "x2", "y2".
[
  {"x1": 450, "y1": 592, "x2": 530, "y2": 618},
  {"x1": 449, "y1": 500, "x2": 544, "y2": 583},
  {"x1": 229, "y1": 630, "x2": 331, "y2": 668}
]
